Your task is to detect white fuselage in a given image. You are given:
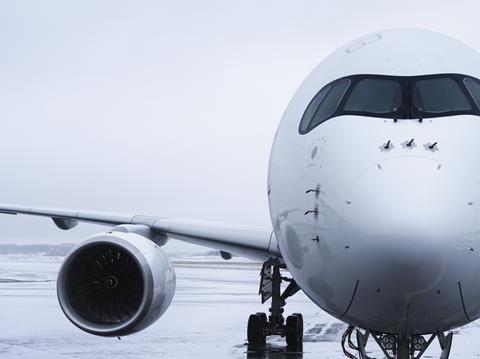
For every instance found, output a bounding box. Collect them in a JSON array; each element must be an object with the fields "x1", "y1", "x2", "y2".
[{"x1": 267, "y1": 29, "x2": 480, "y2": 336}]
